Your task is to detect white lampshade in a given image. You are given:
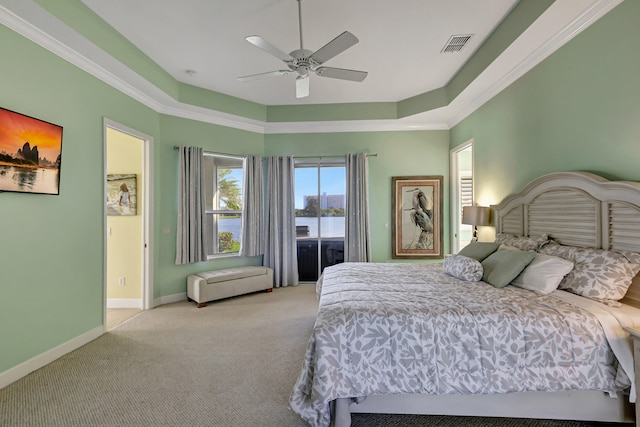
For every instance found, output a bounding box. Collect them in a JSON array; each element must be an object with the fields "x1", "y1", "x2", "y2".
[{"x1": 462, "y1": 206, "x2": 490, "y2": 226}]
